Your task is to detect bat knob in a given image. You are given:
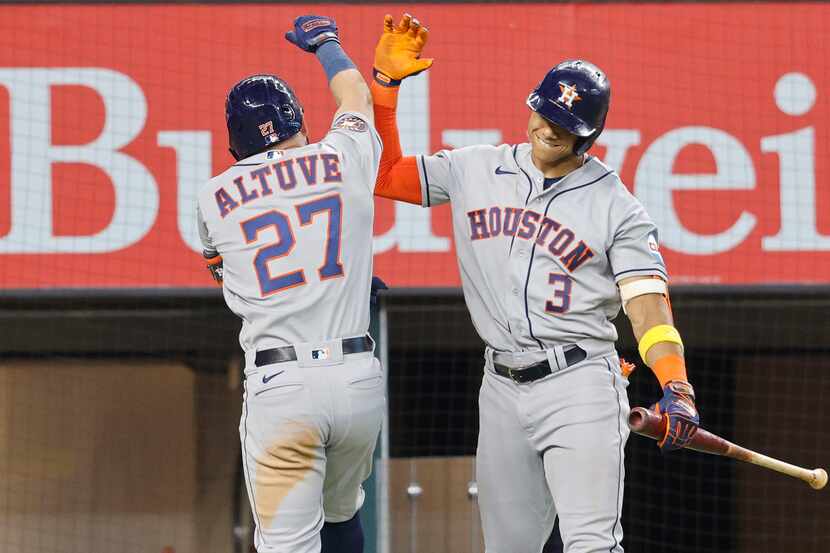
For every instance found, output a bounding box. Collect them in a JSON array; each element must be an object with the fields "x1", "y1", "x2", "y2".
[{"x1": 810, "y1": 468, "x2": 827, "y2": 490}]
